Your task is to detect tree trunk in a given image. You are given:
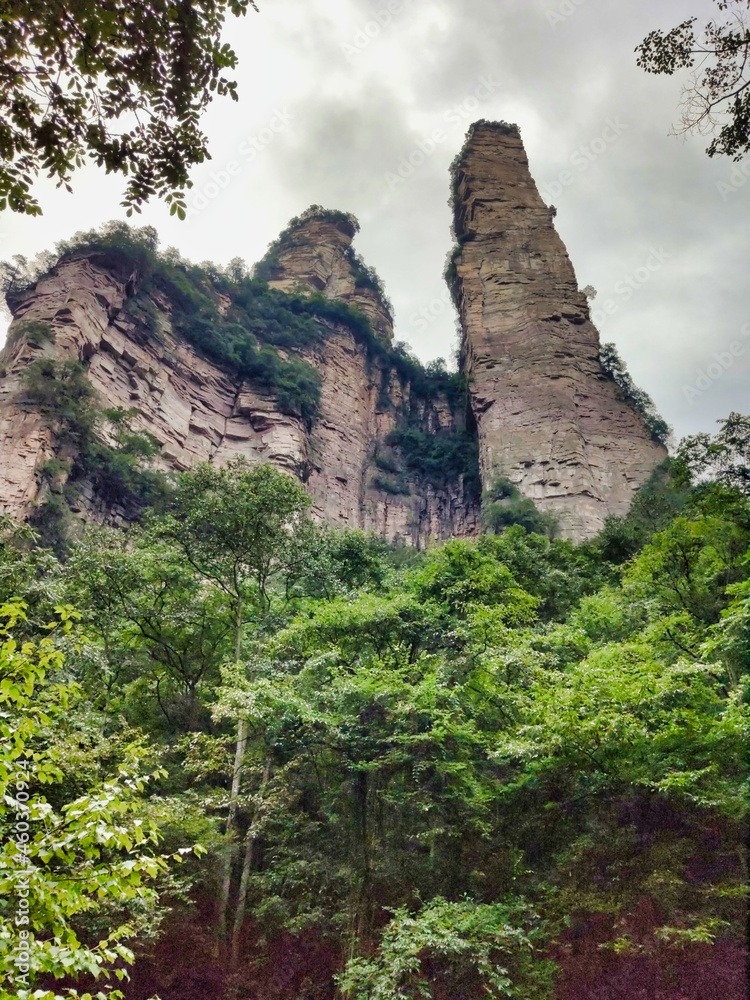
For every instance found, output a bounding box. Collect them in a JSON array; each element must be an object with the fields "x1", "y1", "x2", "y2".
[
  {"x1": 354, "y1": 770, "x2": 372, "y2": 943},
  {"x1": 216, "y1": 716, "x2": 249, "y2": 945},
  {"x1": 216, "y1": 598, "x2": 247, "y2": 949},
  {"x1": 230, "y1": 758, "x2": 272, "y2": 968}
]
